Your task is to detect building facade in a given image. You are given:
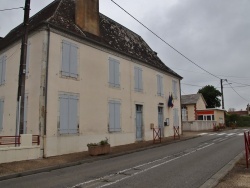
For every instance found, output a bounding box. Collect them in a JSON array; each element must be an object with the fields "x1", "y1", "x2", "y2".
[{"x1": 0, "y1": 0, "x2": 182, "y2": 157}]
